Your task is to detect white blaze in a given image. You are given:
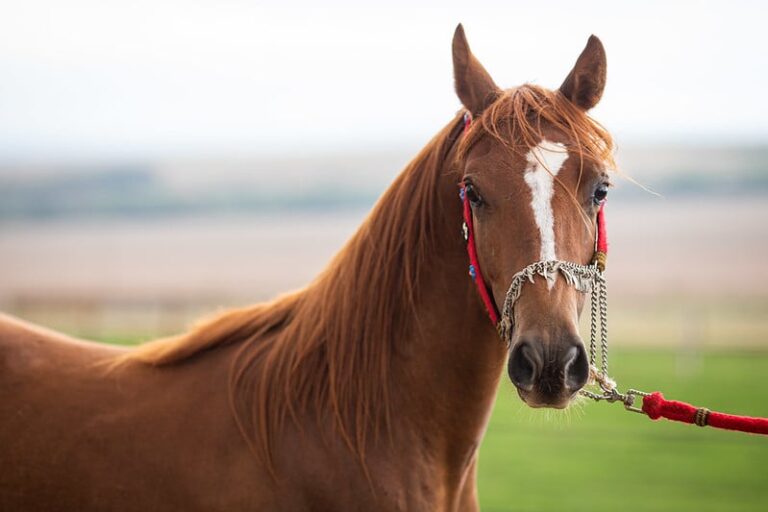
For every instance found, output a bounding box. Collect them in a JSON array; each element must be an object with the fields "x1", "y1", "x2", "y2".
[{"x1": 523, "y1": 140, "x2": 569, "y2": 268}]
